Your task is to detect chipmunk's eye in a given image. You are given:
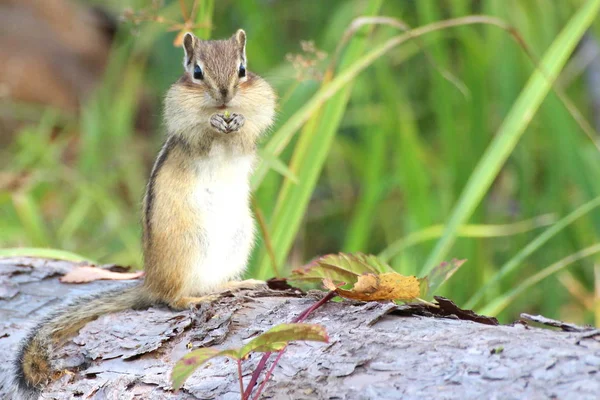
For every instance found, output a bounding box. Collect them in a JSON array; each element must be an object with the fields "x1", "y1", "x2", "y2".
[
  {"x1": 193, "y1": 64, "x2": 204, "y2": 80},
  {"x1": 238, "y1": 64, "x2": 246, "y2": 78}
]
